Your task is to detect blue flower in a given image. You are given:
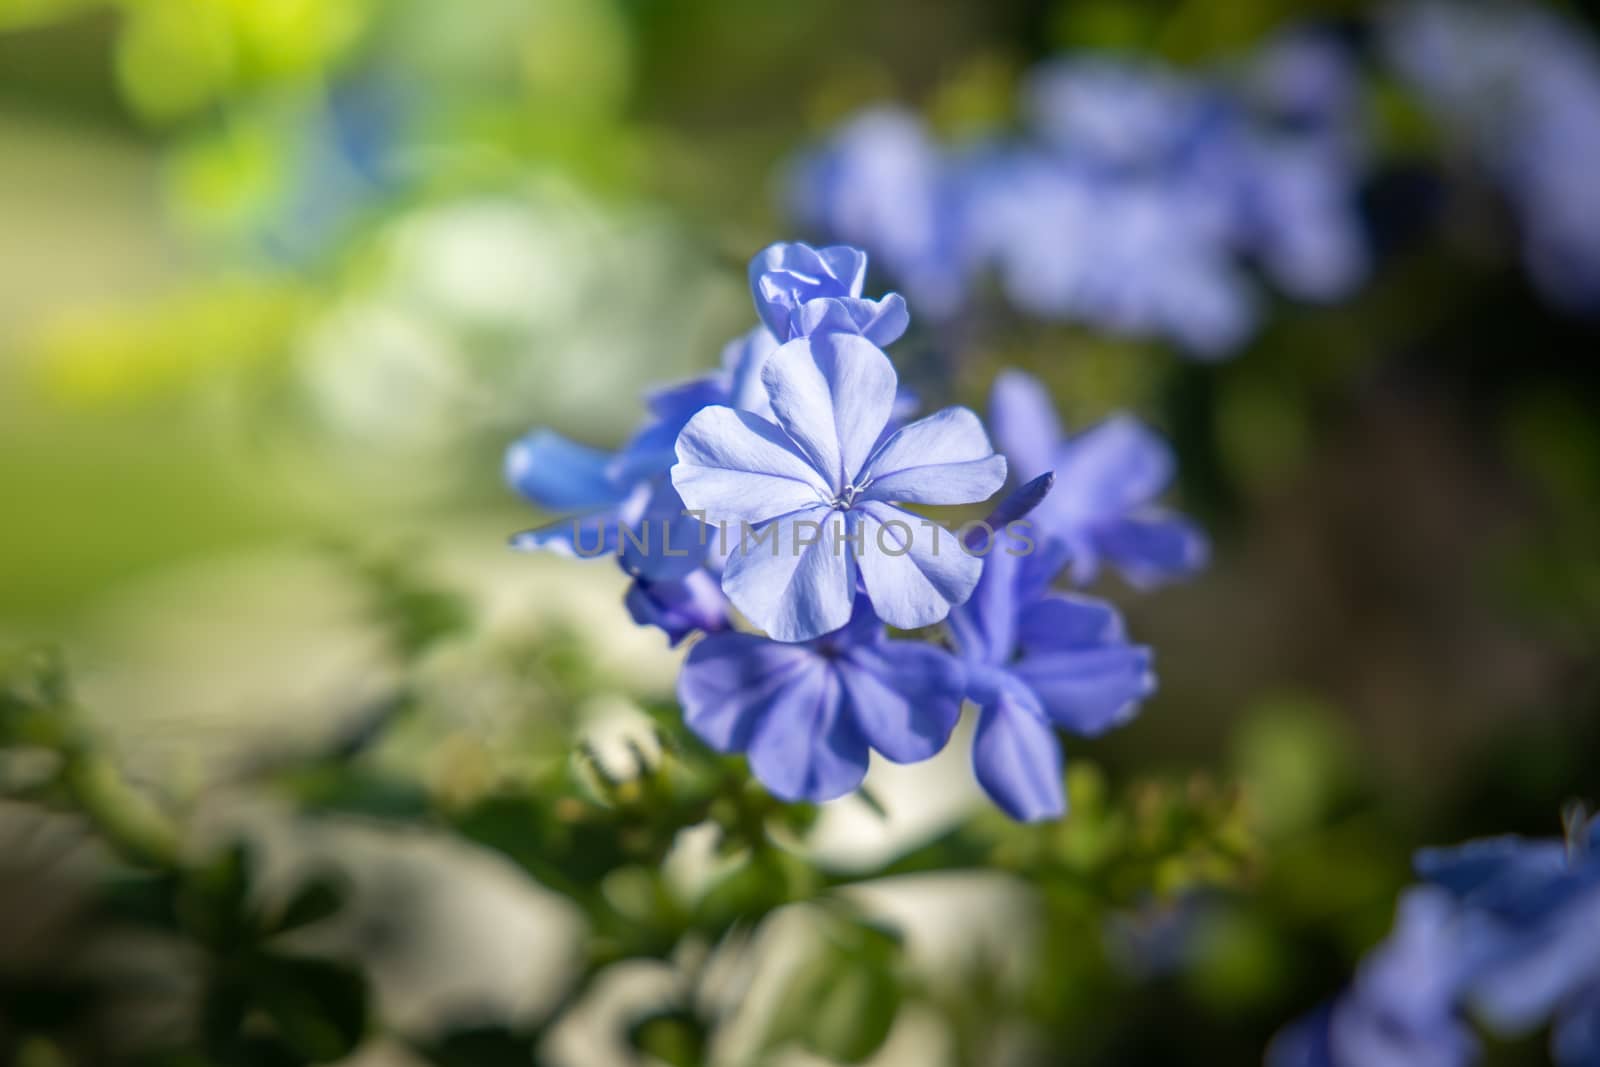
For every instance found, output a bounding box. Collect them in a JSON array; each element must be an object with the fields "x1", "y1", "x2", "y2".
[
  {"x1": 1272, "y1": 812, "x2": 1600, "y2": 1067},
  {"x1": 625, "y1": 571, "x2": 729, "y2": 648},
  {"x1": 748, "y1": 241, "x2": 910, "y2": 346},
  {"x1": 1268, "y1": 888, "x2": 1480, "y2": 1067},
  {"x1": 787, "y1": 45, "x2": 1372, "y2": 355},
  {"x1": 672, "y1": 332, "x2": 1007, "y2": 642},
  {"x1": 1386, "y1": 1, "x2": 1600, "y2": 313},
  {"x1": 676, "y1": 599, "x2": 965, "y2": 802},
  {"x1": 1416, "y1": 813, "x2": 1600, "y2": 1062},
  {"x1": 989, "y1": 370, "x2": 1208, "y2": 587},
  {"x1": 946, "y1": 513, "x2": 1155, "y2": 821},
  {"x1": 787, "y1": 109, "x2": 975, "y2": 319}
]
